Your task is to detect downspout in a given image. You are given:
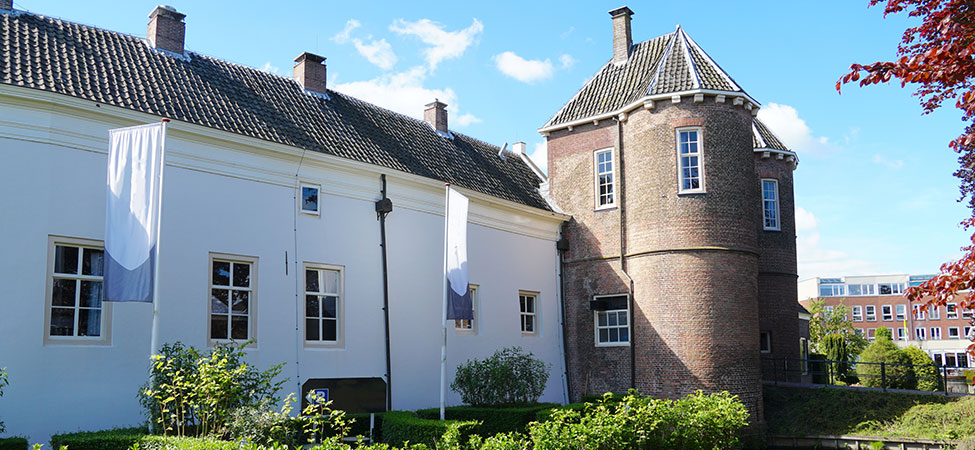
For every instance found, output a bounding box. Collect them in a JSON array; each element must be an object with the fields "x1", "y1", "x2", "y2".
[
  {"x1": 376, "y1": 174, "x2": 394, "y2": 411},
  {"x1": 556, "y1": 225, "x2": 571, "y2": 403},
  {"x1": 615, "y1": 117, "x2": 637, "y2": 390}
]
